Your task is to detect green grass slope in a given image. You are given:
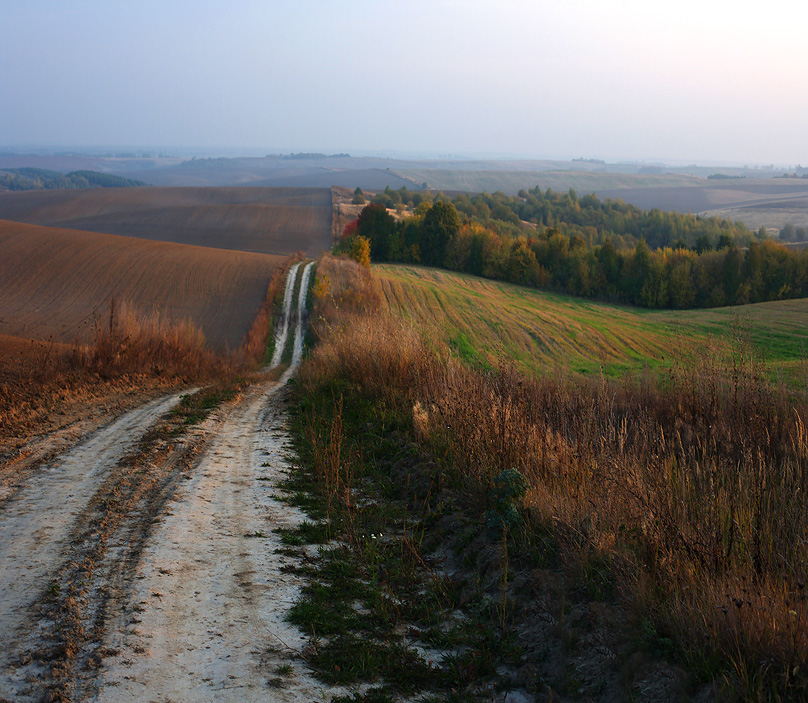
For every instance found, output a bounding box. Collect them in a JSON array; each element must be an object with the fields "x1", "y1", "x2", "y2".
[{"x1": 377, "y1": 264, "x2": 808, "y2": 378}]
